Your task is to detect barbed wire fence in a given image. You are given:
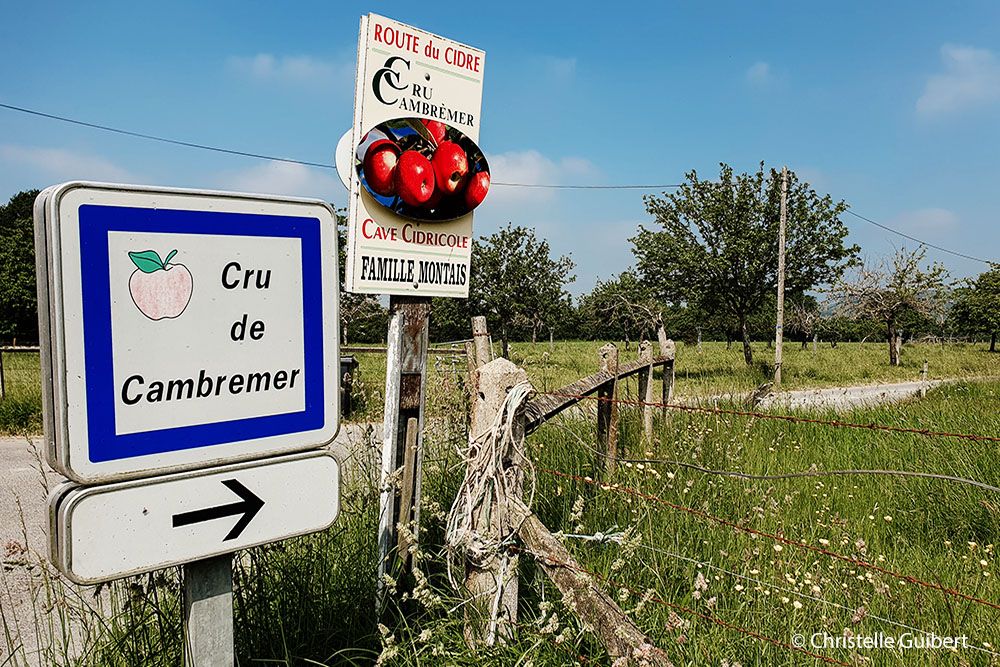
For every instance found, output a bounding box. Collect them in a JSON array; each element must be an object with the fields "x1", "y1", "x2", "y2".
[{"x1": 451, "y1": 334, "x2": 1000, "y2": 663}]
